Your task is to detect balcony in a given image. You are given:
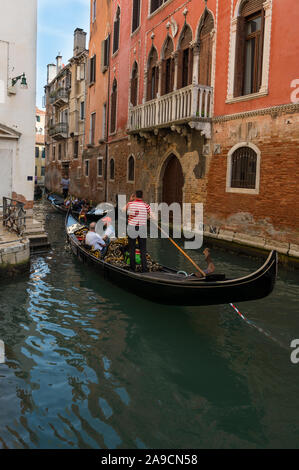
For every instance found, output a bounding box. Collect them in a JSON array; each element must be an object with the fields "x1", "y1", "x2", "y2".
[
  {"x1": 49, "y1": 88, "x2": 69, "y2": 107},
  {"x1": 48, "y1": 122, "x2": 68, "y2": 140},
  {"x1": 128, "y1": 84, "x2": 213, "y2": 139}
]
